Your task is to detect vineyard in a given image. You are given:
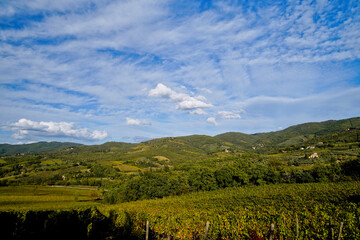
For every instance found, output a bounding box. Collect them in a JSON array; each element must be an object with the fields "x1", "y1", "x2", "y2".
[
  {"x1": 101, "y1": 181, "x2": 360, "y2": 239},
  {"x1": 1, "y1": 181, "x2": 359, "y2": 239}
]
